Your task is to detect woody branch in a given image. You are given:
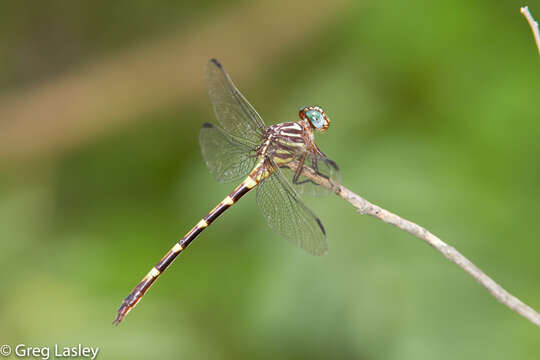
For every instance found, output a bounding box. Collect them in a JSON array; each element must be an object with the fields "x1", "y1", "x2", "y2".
[
  {"x1": 285, "y1": 160, "x2": 540, "y2": 328},
  {"x1": 521, "y1": 6, "x2": 540, "y2": 56}
]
